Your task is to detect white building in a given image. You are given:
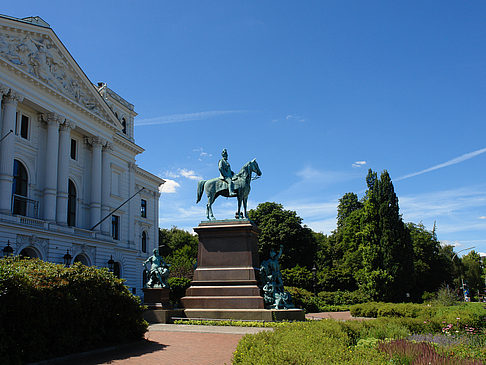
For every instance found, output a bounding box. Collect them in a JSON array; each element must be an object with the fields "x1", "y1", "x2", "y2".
[{"x1": 0, "y1": 14, "x2": 164, "y2": 295}]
